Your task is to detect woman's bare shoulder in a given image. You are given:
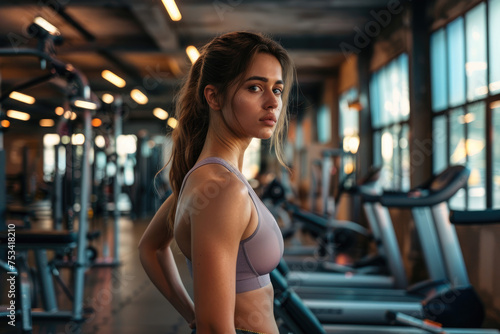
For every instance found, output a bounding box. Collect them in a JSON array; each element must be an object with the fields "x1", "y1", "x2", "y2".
[
  {"x1": 182, "y1": 163, "x2": 250, "y2": 227},
  {"x1": 184, "y1": 163, "x2": 246, "y2": 199}
]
